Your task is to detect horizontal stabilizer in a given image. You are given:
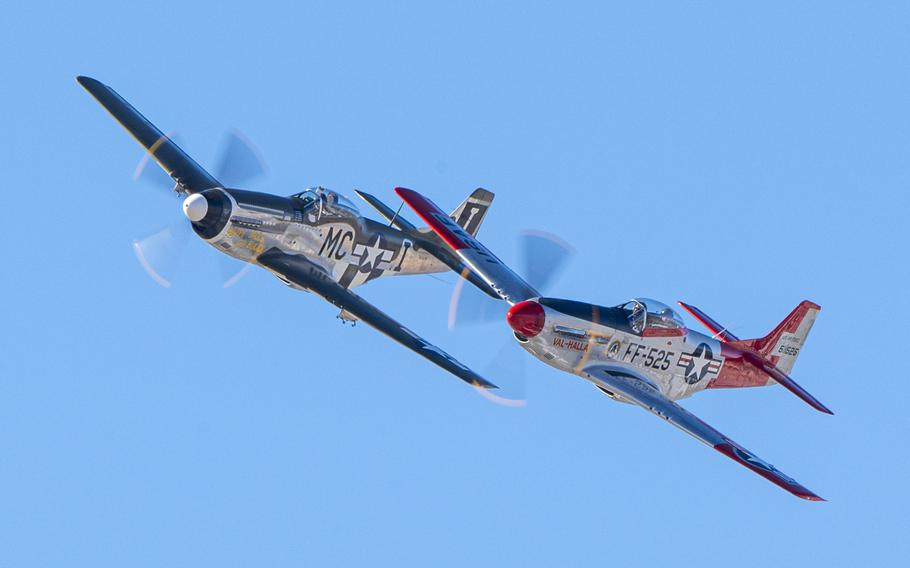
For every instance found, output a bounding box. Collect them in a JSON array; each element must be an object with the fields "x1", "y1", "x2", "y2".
[
  {"x1": 678, "y1": 301, "x2": 739, "y2": 342},
  {"x1": 738, "y1": 349, "x2": 834, "y2": 415},
  {"x1": 354, "y1": 190, "x2": 417, "y2": 231}
]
